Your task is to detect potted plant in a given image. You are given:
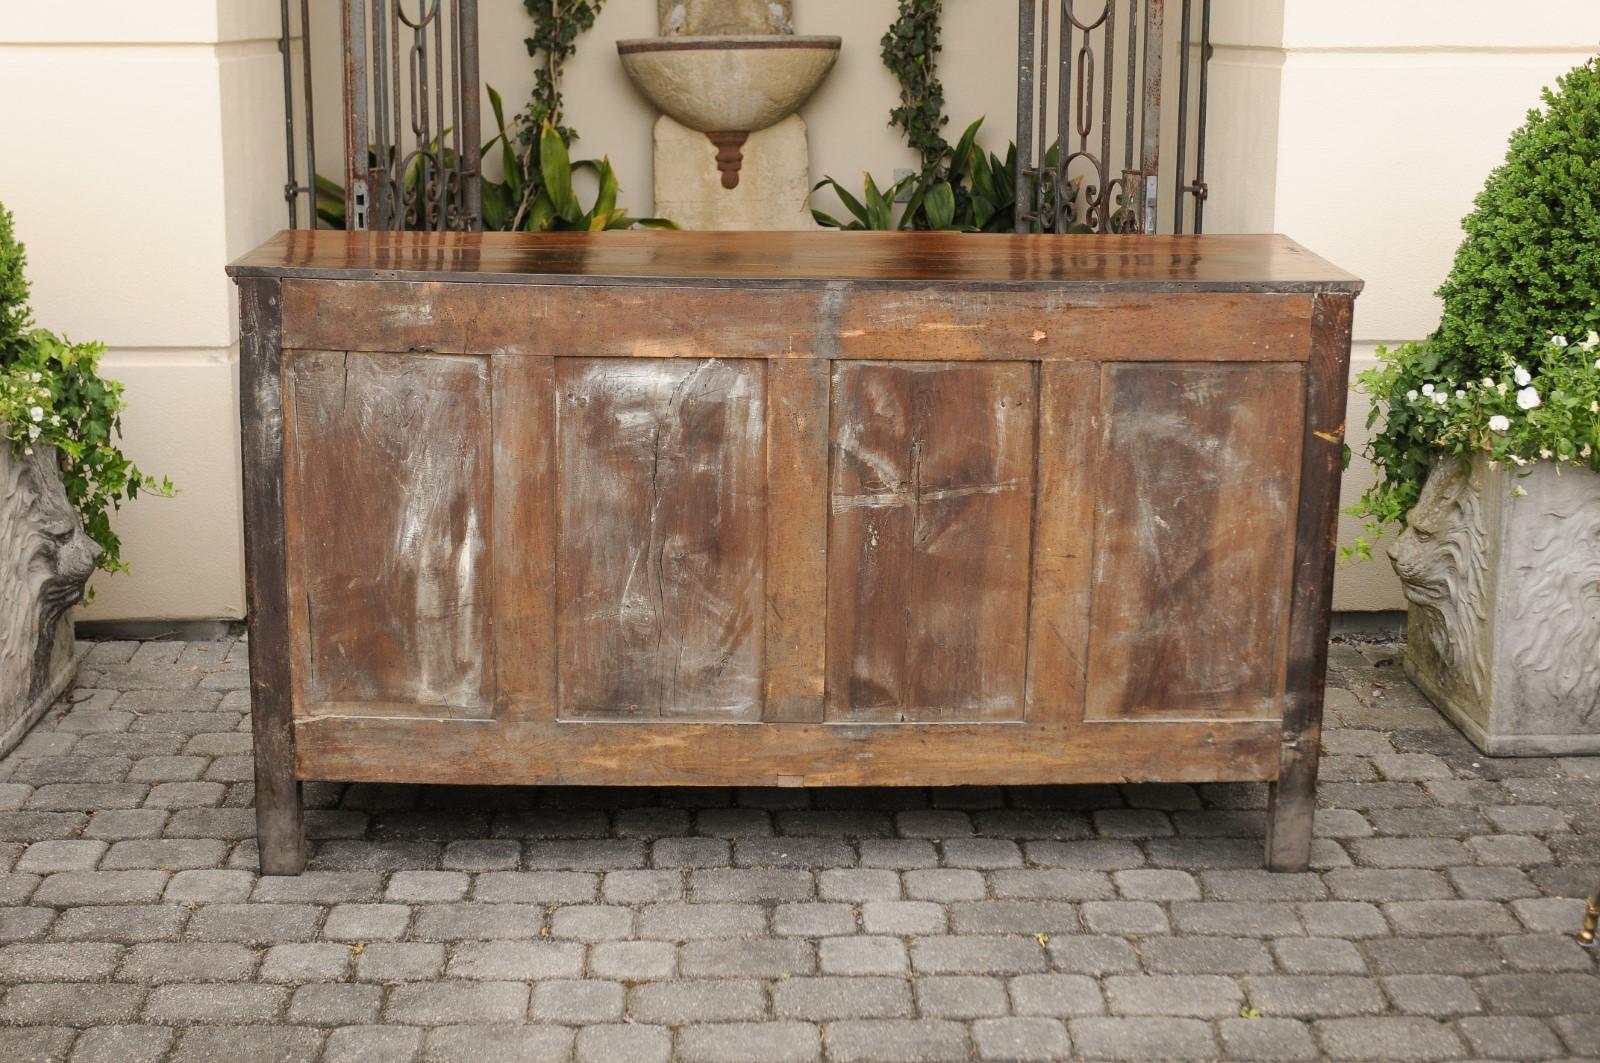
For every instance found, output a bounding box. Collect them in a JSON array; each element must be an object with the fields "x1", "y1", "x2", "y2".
[
  {"x1": 0, "y1": 202, "x2": 171, "y2": 755},
  {"x1": 1350, "y1": 58, "x2": 1600, "y2": 755}
]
